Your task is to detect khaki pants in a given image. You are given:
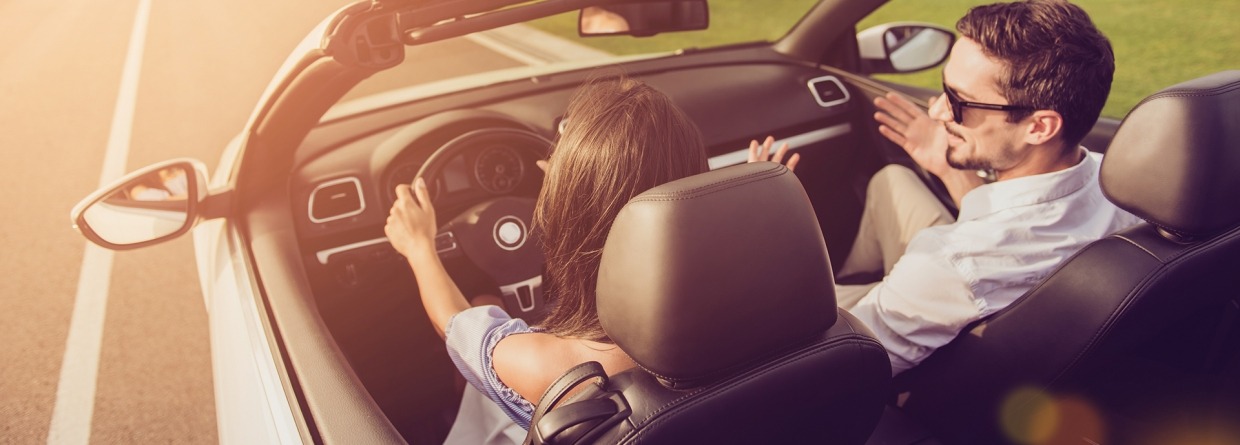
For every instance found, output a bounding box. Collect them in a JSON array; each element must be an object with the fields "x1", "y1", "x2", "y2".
[{"x1": 835, "y1": 165, "x2": 955, "y2": 309}]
